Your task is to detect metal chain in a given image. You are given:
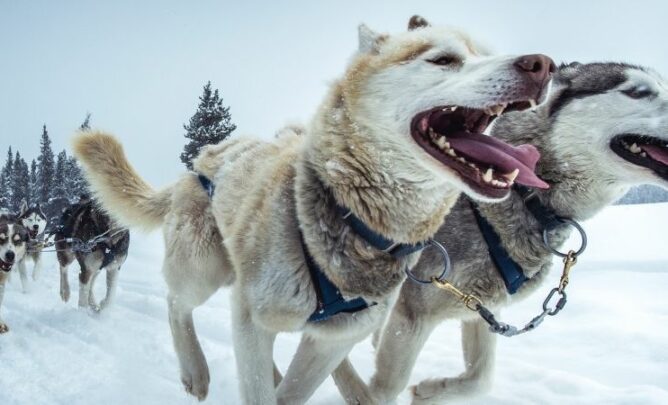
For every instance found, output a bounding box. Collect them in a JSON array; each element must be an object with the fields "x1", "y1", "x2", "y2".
[{"x1": 430, "y1": 250, "x2": 578, "y2": 337}]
